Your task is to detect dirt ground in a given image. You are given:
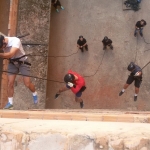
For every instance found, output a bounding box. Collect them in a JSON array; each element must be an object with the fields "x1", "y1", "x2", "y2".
[{"x1": 46, "y1": 0, "x2": 150, "y2": 110}]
